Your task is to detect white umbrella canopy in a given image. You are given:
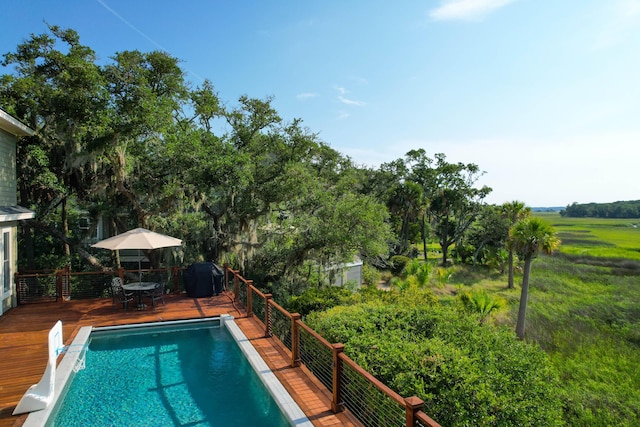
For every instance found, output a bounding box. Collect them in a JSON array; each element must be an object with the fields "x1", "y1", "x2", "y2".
[
  {"x1": 91, "y1": 228, "x2": 182, "y2": 282},
  {"x1": 91, "y1": 228, "x2": 182, "y2": 250}
]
